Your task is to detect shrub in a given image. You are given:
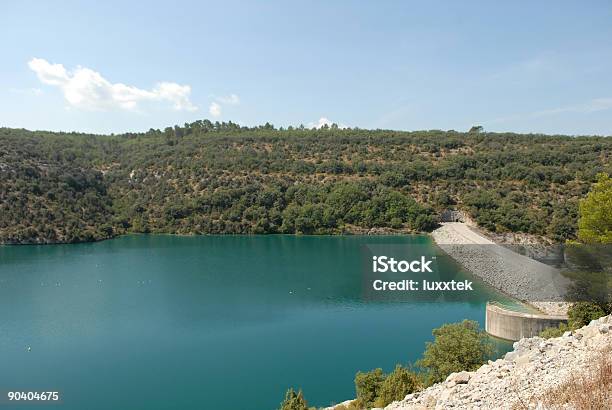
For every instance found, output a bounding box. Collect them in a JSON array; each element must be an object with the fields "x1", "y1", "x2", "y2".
[
  {"x1": 417, "y1": 320, "x2": 493, "y2": 385},
  {"x1": 279, "y1": 388, "x2": 309, "y2": 410},
  {"x1": 354, "y1": 368, "x2": 385, "y2": 409},
  {"x1": 413, "y1": 214, "x2": 438, "y2": 232},
  {"x1": 540, "y1": 349, "x2": 612, "y2": 409},
  {"x1": 568, "y1": 302, "x2": 608, "y2": 329},
  {"x1": 539, "y1": 322, "x2": 570, "y2": 339},
  {"x1": 374, "y1": 365, "x2": 420, "y2": 407}
]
